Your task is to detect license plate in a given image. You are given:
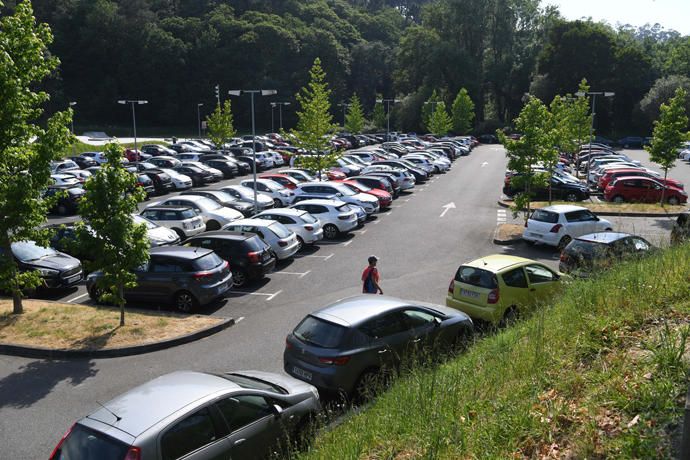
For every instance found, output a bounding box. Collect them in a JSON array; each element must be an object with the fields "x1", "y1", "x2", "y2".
[
  {"x1": 460, "y1": 288, "x2": 479, "y2": 299},
  {"x1": 217, "y1": 282, "x2": 228, "y2": 294},
  {"x1": 529, "y1": 232, "x2": 543, "y2": 238},
  {"x1": 292, "y1": 366, "x2": 312, "y2": 381},
  {"x1": 65, "y1": 274, "x2": 81, "y2": 284}
]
